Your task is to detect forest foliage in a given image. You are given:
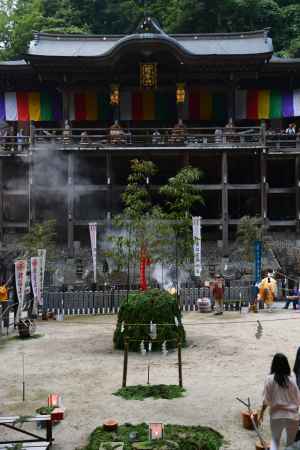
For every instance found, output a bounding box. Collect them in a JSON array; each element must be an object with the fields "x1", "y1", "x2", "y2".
[{"x1": 0, "y1": 0, "x2": 300, "y2": 60}]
